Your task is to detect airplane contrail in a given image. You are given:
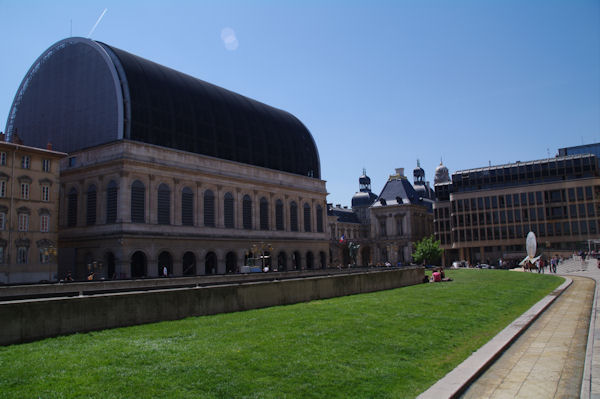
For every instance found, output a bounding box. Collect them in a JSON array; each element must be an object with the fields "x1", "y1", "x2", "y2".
[{"x1": 87, "y1": 8, "x2": 108, "y2": 38}]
